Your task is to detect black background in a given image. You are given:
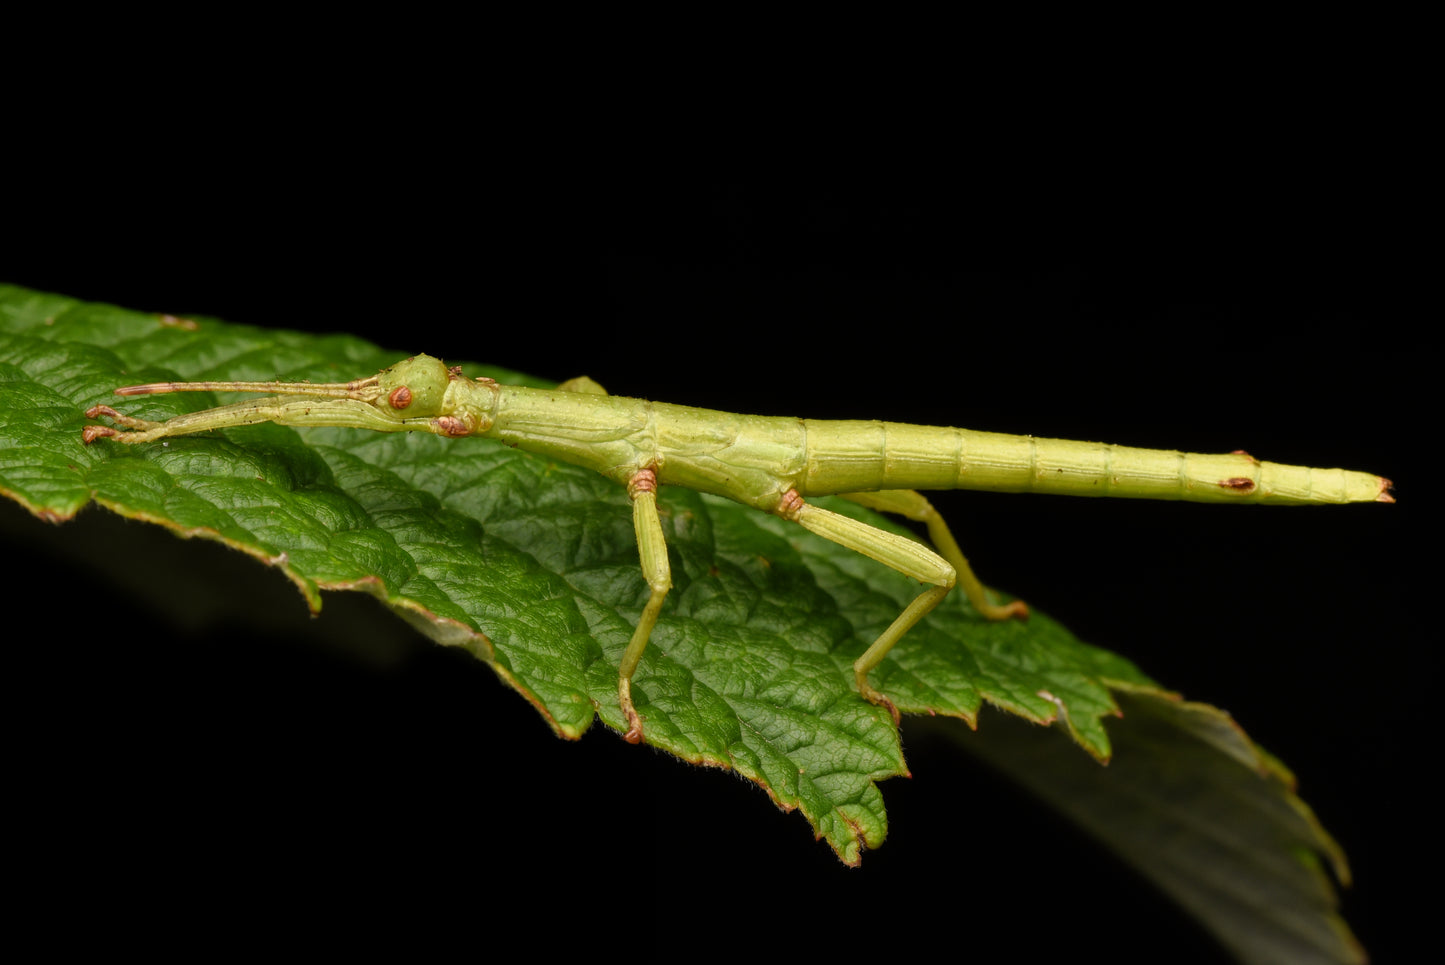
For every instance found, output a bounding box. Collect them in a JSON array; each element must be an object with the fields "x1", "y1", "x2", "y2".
[{"x1": 4, "y1": 85, "x2": 1424, "y2": 961}]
